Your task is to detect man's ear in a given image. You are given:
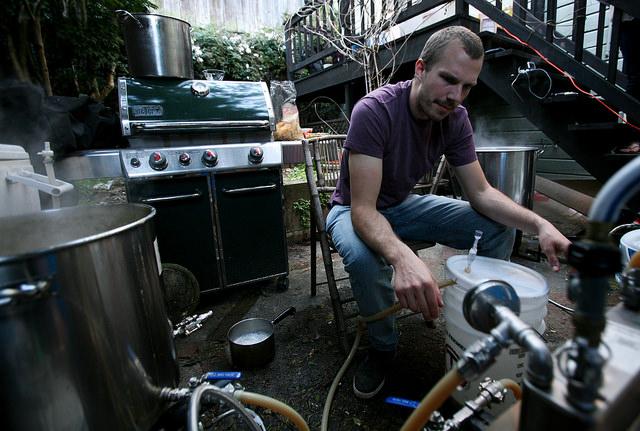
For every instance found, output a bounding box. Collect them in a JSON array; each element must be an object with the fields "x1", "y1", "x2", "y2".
[{"x1": 414, "y1": 58, "x2": 425, "y2": 79}]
